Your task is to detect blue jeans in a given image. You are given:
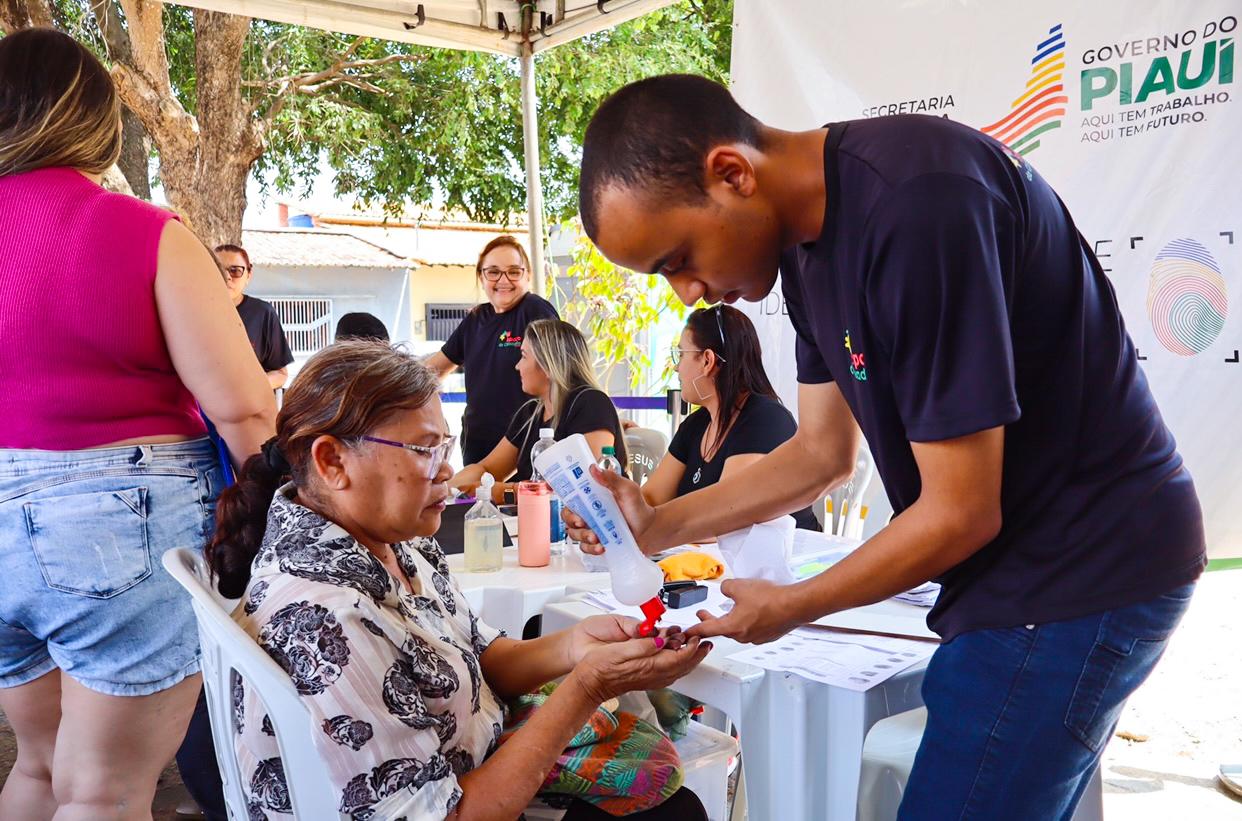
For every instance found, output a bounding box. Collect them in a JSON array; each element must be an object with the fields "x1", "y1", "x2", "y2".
[
  {"x1": 898, "y1": 583, "x2": 1195, "y2": 820},
  {"x1": 0, "y1": 439, "x2": 223, "y2": 695}
]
